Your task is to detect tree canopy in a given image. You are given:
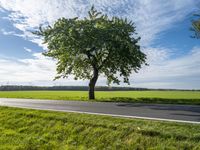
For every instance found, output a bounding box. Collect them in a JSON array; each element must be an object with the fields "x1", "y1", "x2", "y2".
[{"x1": 35, "y1": 6, "x2": 147, "y2": 99}]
